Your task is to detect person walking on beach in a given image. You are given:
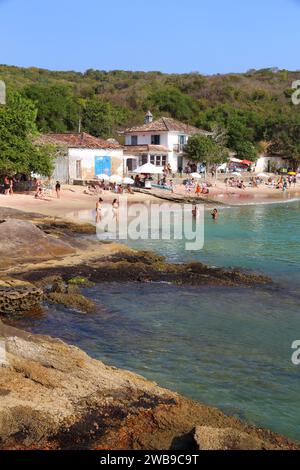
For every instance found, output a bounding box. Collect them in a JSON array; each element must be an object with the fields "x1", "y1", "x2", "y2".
[
  {"x1": 112, "y1": 198, "x2": 119, "y2": 222},
  {"x1": 55, "y1": 181, "x2": 61, "y2": 199},
  {"x1": 96, "y1": 198, "x2": 104, "y2": 224}
]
